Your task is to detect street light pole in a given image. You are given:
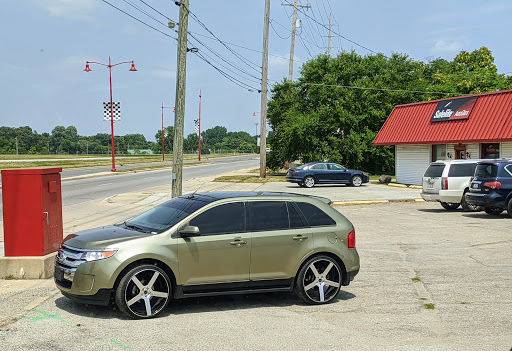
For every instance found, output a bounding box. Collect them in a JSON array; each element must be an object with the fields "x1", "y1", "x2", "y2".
[
  {"x1": 198, "y1": 90, "x2": 201, "y2": 162},
  {"x1": 161, "y1": 104, "x2": 175, "y2": 162},
  {"x1": 84, "y1": 56, "x2": 137, "y2": 172}
]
